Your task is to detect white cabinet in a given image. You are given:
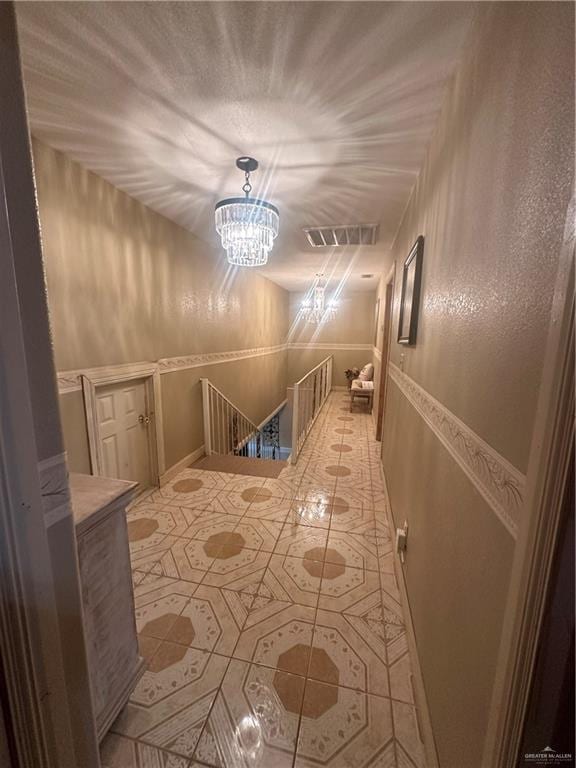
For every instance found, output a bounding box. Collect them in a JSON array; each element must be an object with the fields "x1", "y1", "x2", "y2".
[{"x1": 70, "y1": 474, "x2": 144, "y2": 740}]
